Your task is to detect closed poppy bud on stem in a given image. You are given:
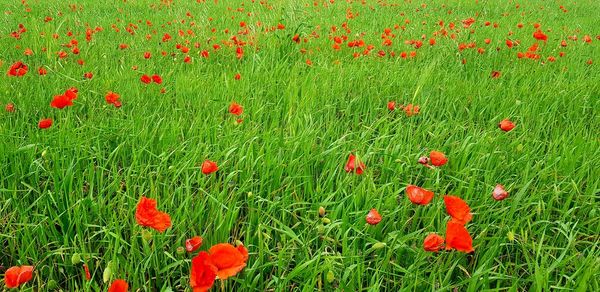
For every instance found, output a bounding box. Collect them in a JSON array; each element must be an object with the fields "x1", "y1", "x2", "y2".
[
  {"x1": 318, "y1": 206, "x2": 326, "y2": 217},
  {"x1": 71, "y1": 253, "x2": 81, "y2": 265}
]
